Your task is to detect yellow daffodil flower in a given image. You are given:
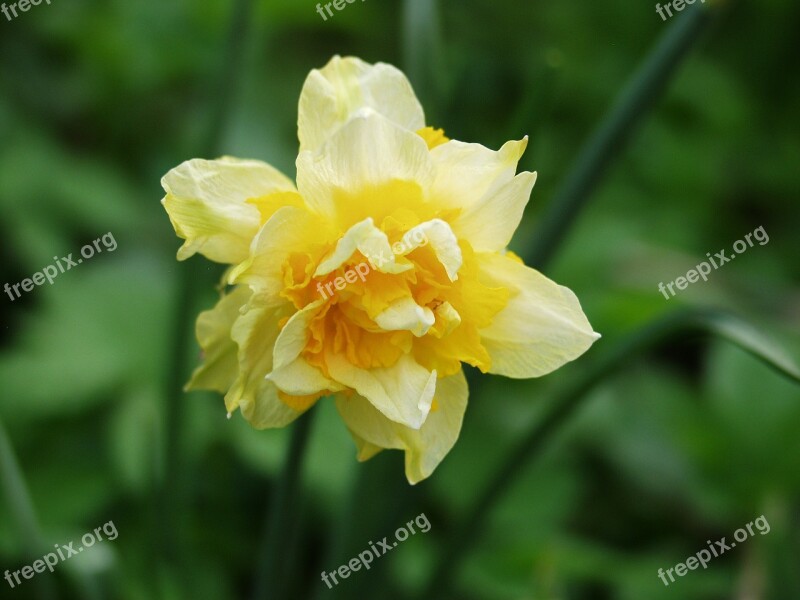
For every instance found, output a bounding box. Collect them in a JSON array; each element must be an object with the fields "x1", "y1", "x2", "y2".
[{"x1": 161, "y1": 56, "x2": 600, "y2": 484}]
